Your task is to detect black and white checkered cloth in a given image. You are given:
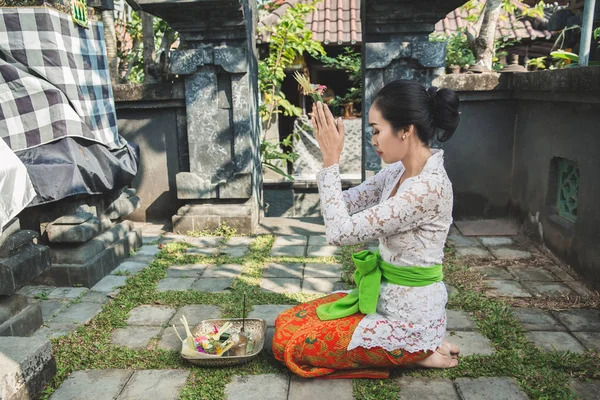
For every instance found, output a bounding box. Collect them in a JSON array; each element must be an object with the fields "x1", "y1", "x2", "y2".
[{"x1": 0, "y1": 7, "x2": 122, "y2": 152}]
